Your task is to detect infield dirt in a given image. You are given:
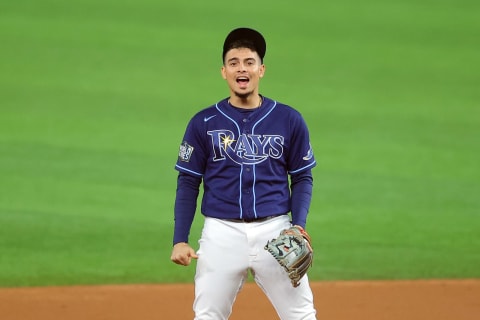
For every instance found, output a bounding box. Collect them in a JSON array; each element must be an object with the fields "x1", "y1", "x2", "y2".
[{"x1": 1, "y1": 280, "x2": 479, "y2": 319}]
